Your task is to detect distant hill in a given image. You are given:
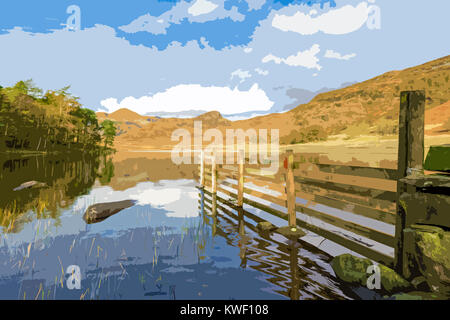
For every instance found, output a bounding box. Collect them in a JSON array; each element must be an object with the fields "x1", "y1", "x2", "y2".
[{"x1": 97, "y1": 55, "x2": 450, "y2": 150}]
